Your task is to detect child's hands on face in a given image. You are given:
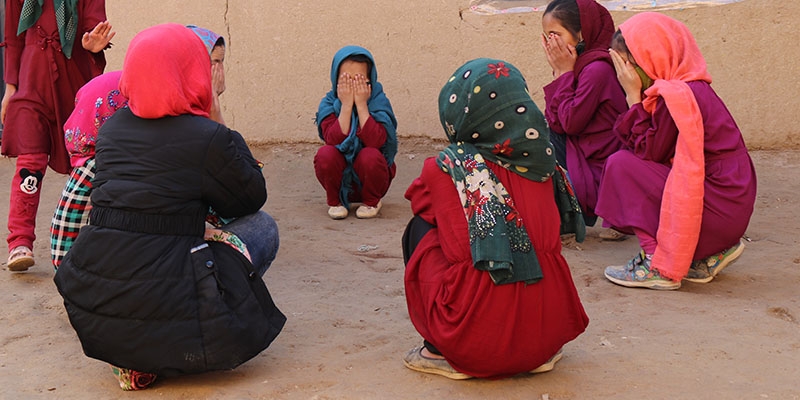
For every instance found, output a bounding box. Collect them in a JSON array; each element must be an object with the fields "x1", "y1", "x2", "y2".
[
  {"x1": 541, "y1": 33, "x2": 577, "y2": 77},
  {"x1": 353, "y1": 73, "x2": 371, "y2": 108},
  {"x1": 610, "y1": 49, "x2": 643, "y2": 106},
  {"x1": 337, "y1": 72, "x2": 355, "y2": 107},
  {"x1": 212, "y1": 61, "x2": 226, "y2": 96}
]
